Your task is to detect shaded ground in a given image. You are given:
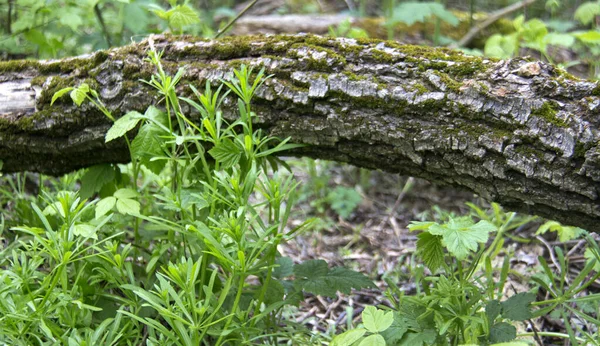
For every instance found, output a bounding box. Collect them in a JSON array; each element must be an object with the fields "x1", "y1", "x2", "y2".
[{"x1": 283, "y1": 159, "x2": 600, "y2": 345}]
